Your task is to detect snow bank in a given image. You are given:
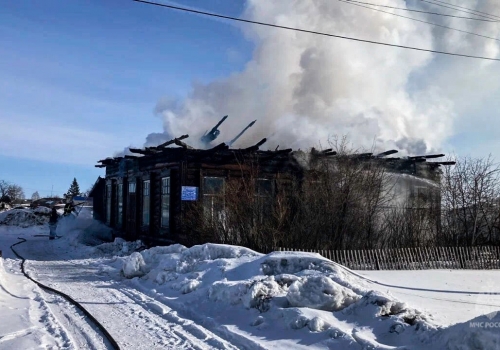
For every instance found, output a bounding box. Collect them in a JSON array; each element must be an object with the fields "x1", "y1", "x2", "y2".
[
  {"x1": 33, "y1": 206, "x2": 51, "y2": 215},
  {"x1": 122, "y1": 252, "x2": 147, "y2": 278},
  {"x1": 7, "y1": 221, "x2": 499, "y2": 350},
  {"x1": 94, "y1": 238, "x2": 144, "y2": 256},
  {"x1": 261, "y1": 252, "x2": 338, "y2": 275},
  {"x1": 429, "y1": 313, "x2": 500, "y2": 349},
  {"x1": 286, "y1": 275, "x2": 361, "y2": 311},
  {"x1": 117, "y1": 243, "x2": 438, "y2": 341},
  {"x1": 0, "y1": 209, "x2": 48, "y2": 227}
]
